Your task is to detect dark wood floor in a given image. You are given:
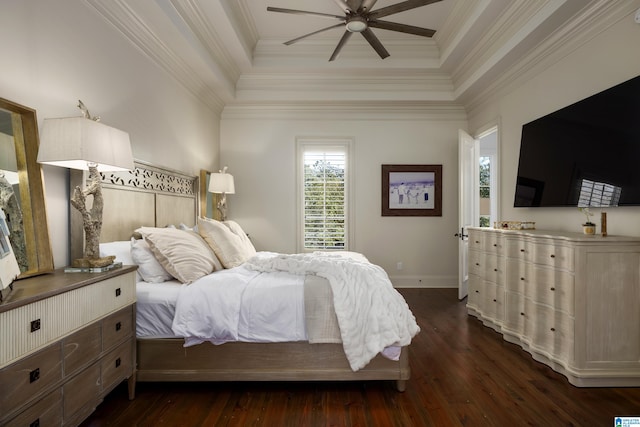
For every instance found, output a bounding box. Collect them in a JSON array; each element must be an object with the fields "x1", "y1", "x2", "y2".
[{"x1": 81, "y1": 288, "x2": 640, "y2": 426}]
